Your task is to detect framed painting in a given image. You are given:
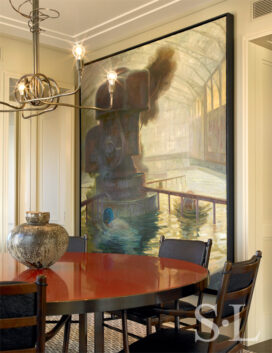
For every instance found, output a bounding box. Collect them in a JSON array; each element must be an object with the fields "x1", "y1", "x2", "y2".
[{"x1": 80, "y1": 13, "x2": 234, "y2": 290}]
